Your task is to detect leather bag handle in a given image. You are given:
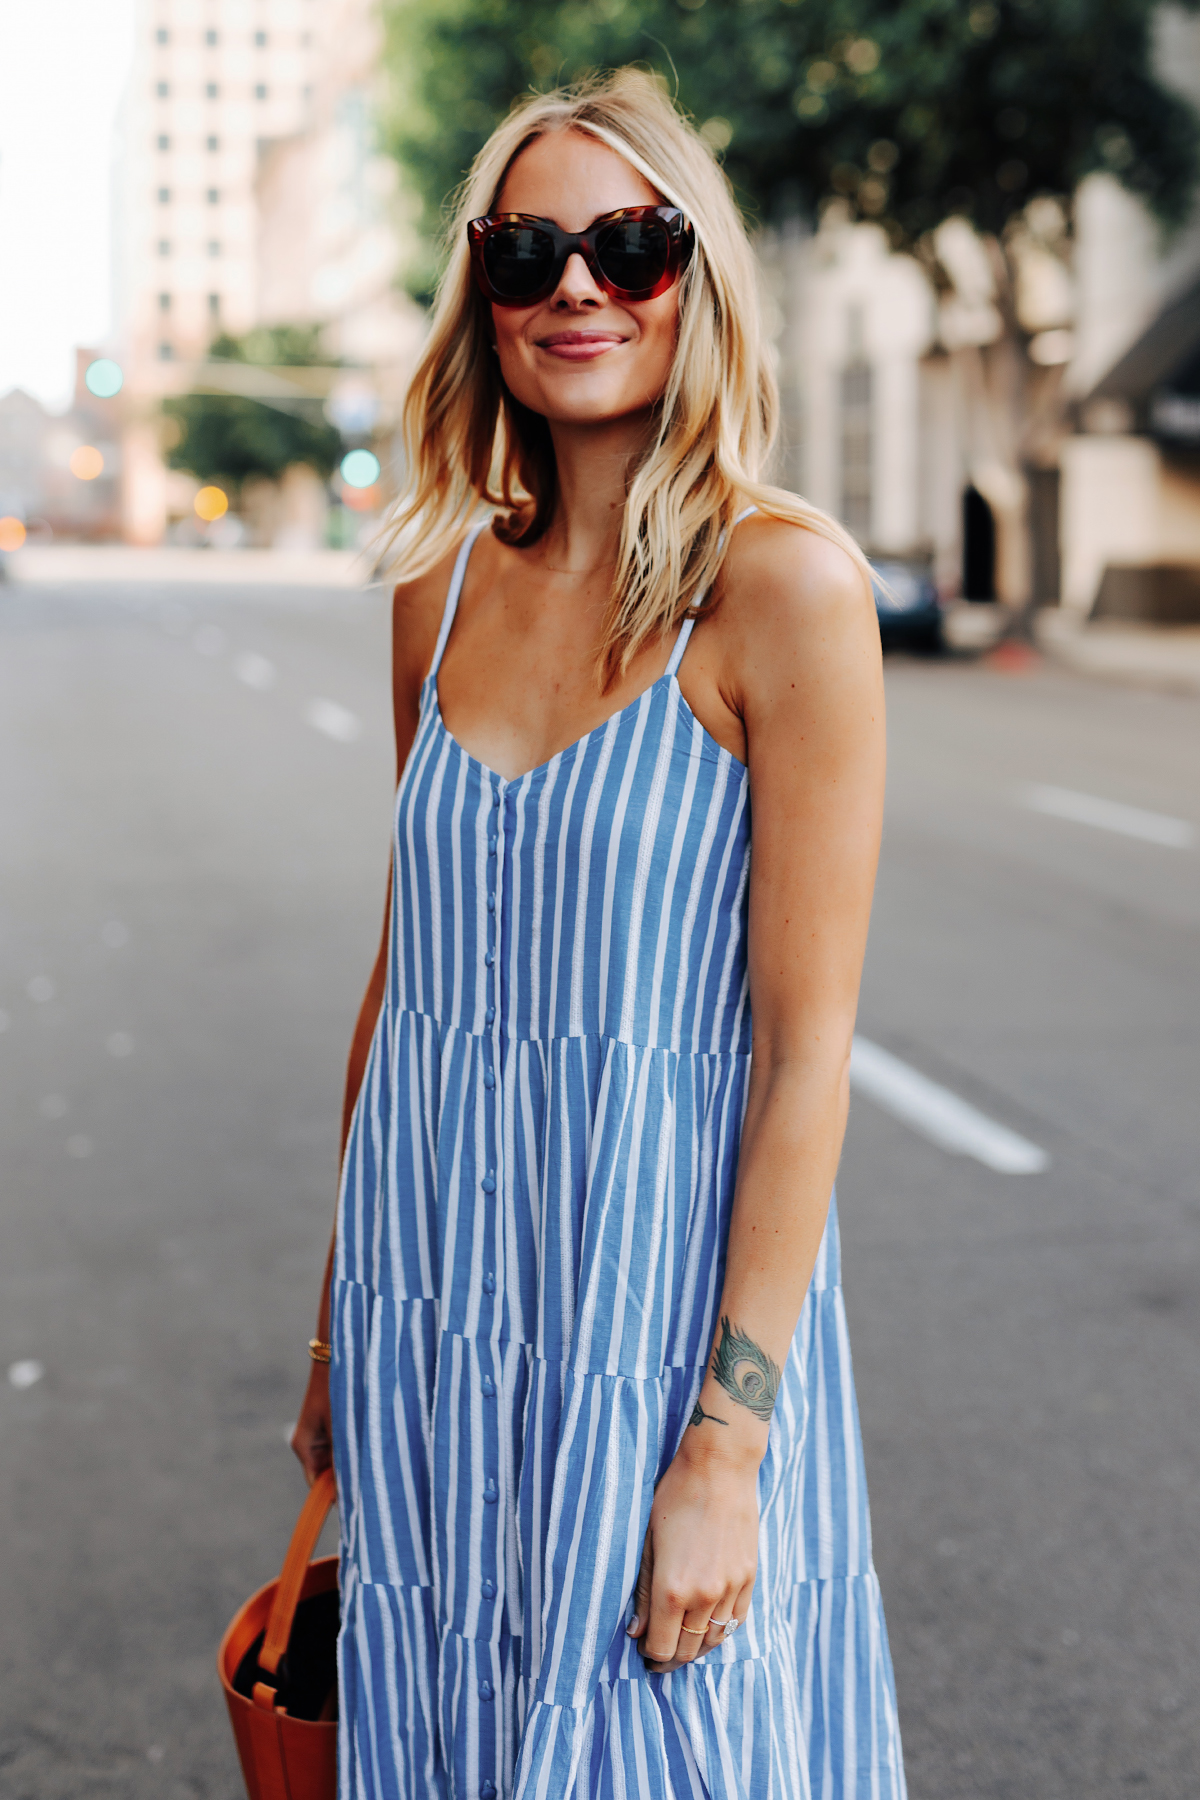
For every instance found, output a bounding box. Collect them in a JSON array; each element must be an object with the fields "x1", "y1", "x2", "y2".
[{"x1": 259, "y1": 1467, "x2": 338, "y2": 1678}]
